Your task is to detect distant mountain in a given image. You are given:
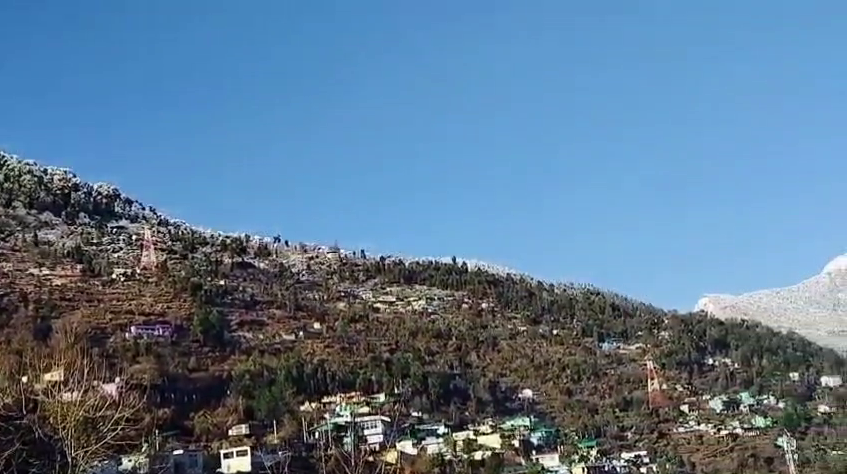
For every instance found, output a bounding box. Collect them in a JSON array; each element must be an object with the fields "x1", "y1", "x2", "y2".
[{"x1": 695, "y1": 255, "x2": 847, "y2": 352}]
